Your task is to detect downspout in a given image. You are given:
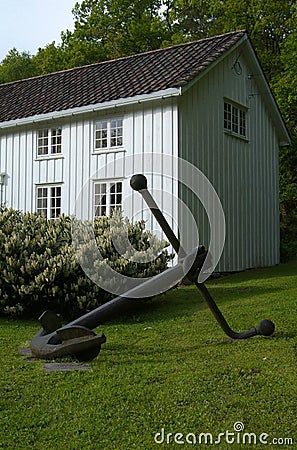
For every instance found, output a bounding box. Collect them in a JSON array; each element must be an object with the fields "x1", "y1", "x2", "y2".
[{"x1": 0, "y1": 173, "x2": 5, "y2": 205}]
